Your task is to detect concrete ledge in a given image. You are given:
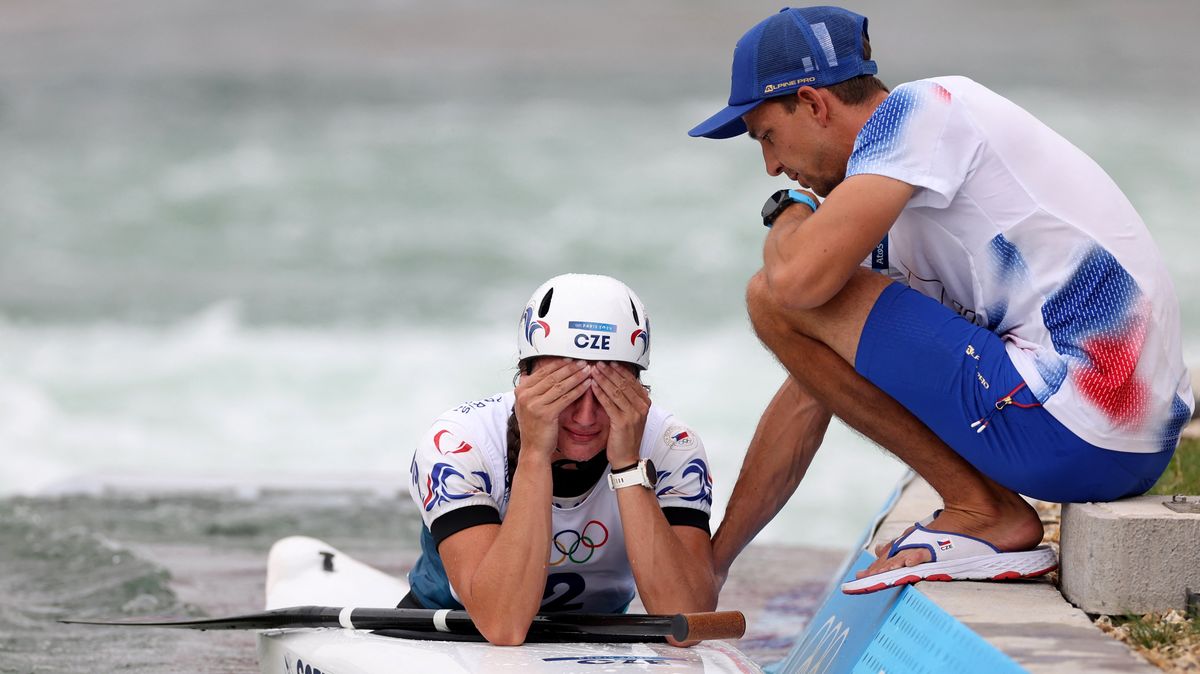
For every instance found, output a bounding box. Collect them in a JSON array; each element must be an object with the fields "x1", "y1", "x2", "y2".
[
  {"x1": 870, "y1": 478, "x2": 1157, "y2": 673},
  {"x1": 1060, "y1": 495, "x2": 1200, "y2": 615}
]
